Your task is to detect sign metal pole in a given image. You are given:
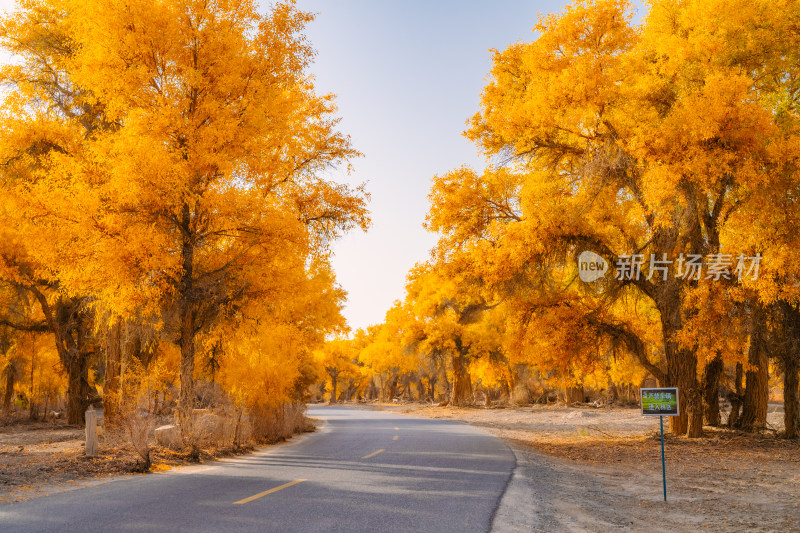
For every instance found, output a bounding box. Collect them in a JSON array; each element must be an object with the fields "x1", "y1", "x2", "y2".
[{"x1": 660, "y1": 415, "x2": 667, "y2": 502}]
